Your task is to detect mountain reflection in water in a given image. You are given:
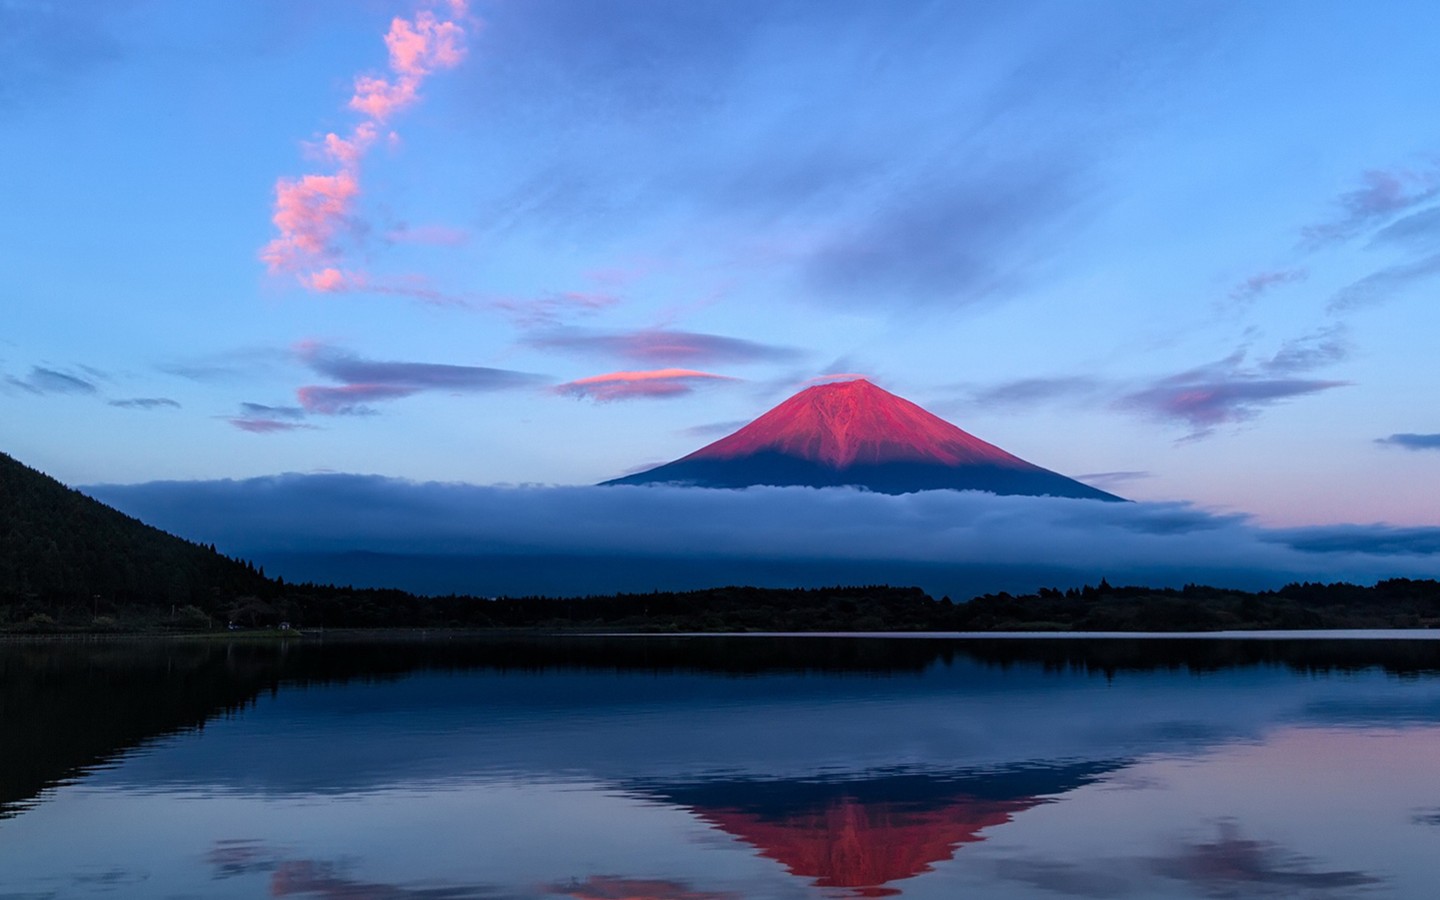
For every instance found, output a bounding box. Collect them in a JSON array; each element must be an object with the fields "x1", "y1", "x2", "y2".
[
  {"x1": 2, "y1": 635, "x2": 1439, "y2": 899},
  {"x1": 644, "y1": 765, "x2": 1113, "y2": 896}
]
